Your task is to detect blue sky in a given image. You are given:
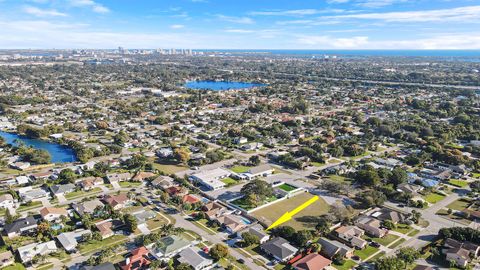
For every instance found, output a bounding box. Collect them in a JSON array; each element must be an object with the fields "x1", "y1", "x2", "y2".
[{"x1": 0, "y1": 0, "x2": 479, "y2": 49}]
